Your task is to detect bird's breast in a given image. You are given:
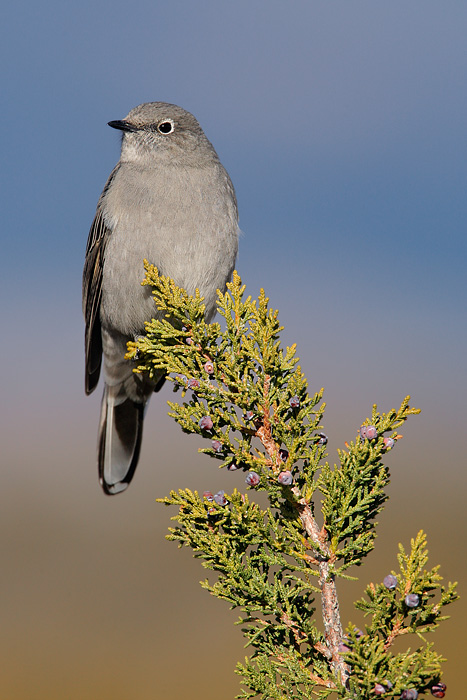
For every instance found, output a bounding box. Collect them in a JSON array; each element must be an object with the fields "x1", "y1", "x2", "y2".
[{"x1": 100, "y1": 163, "x2": 238, "y2": 337}]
